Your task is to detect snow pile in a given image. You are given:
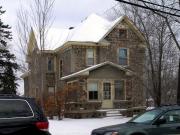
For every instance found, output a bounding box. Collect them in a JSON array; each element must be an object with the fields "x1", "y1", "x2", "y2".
[{"x1": 49, "y1": 116, "x2": 130, "y2": 135}]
